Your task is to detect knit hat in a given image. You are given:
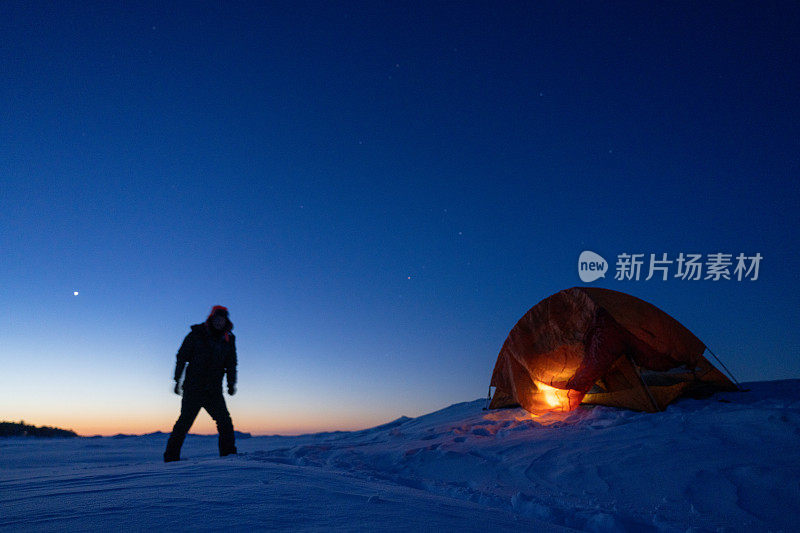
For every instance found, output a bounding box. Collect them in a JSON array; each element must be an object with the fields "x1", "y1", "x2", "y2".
[
  {"x1": 208, "y1": 305, "x2": 229, "y2": 319},
  {"x1": 206, "y1": 305, "x2": 233, "y2": 340}
]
